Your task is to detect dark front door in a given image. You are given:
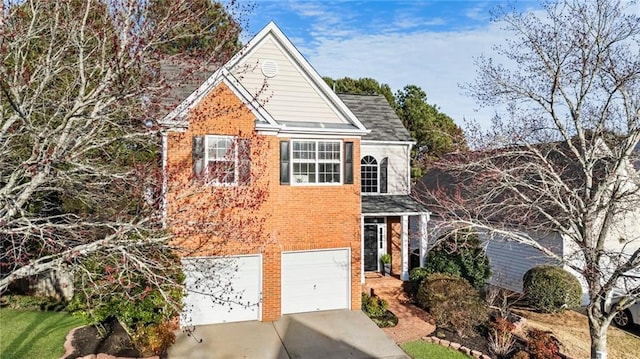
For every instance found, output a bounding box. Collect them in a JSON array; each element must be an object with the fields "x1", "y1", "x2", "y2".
[{"x1": 364, "y1": 224, "x2": 378, "y2": 271}]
